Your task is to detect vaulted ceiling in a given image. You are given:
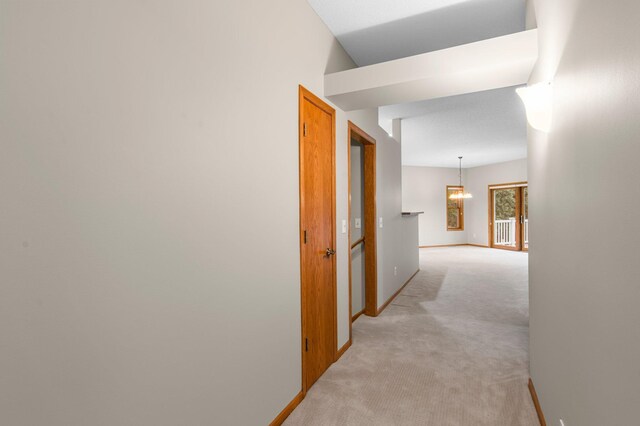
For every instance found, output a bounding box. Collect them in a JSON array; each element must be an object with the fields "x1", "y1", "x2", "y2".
[
  {"x1": 308, "y1": 0, "x2": 526, "y2": 66},
  {"x1": 308, "y1": 0, "x2": 528, "y2": 167}
]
